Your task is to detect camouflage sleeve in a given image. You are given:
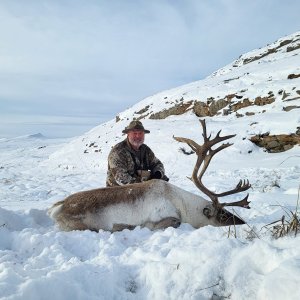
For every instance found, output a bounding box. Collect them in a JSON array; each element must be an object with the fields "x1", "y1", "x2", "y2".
[
  {"x1": 146, "y1": 147, "x2": 165, "y2": 176},
  {"x1": 108, "y1": 149, "x2": 140, "y2": 185}
]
